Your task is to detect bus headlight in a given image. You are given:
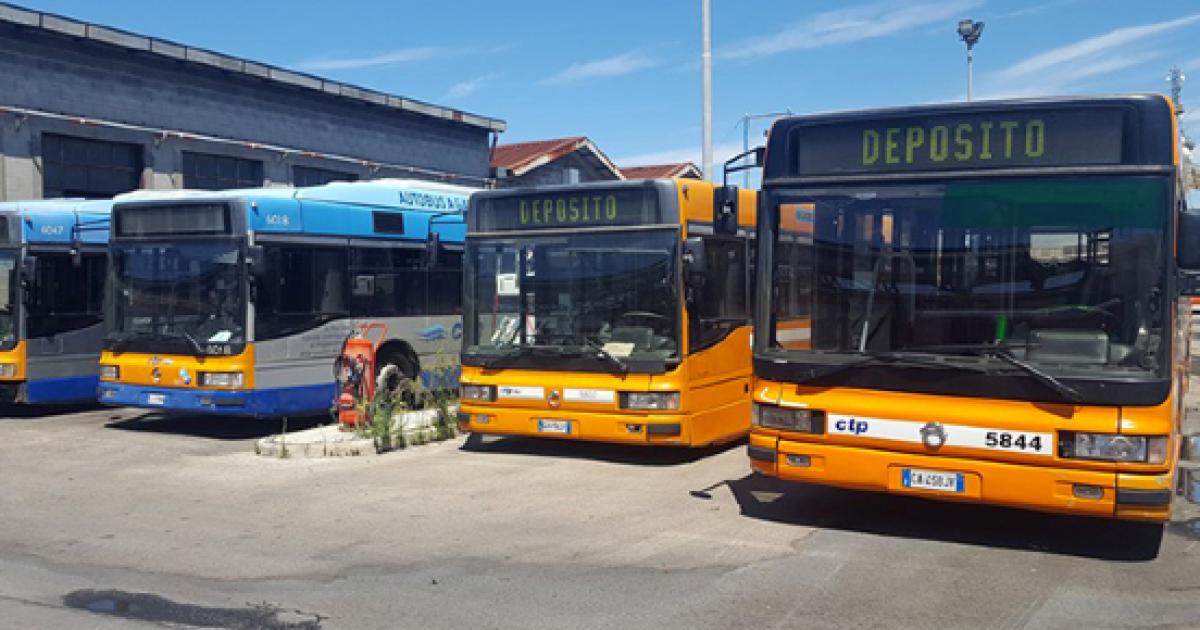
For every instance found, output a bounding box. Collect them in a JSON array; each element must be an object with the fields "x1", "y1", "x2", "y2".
[
  {"x1": 1059, "y1": 432, "x2": 1169, "y2": 464},
  {"x1": 199, "y1": 372, "x2": 244, "y2": 388},
  {"x1": 0, "y1": 363, "x2": 16, "y2": 378},
  {"x1": 620, "y1": 392, "x2": 680, "y2": 410},
  {"x1": 100, "y1": 365, "x2": 119, "y2": 381},
  {"x1": 460, "y1": 384, "x2": 496, "y2": 402},
  {"x1": 752, "y1": 403, "x2": 825, "y2": 433}
]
